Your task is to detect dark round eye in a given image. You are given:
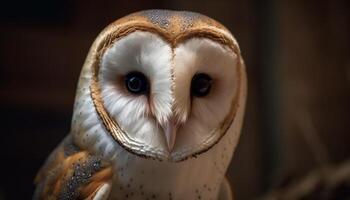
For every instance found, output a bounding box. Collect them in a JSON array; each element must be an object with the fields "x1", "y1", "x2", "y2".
[
  {"x1": 191, "y1": 73, "x2": 212, "y2": 97},
  {"x1": 125, "y1": 72, "x2": 149, "y2": 94}
]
